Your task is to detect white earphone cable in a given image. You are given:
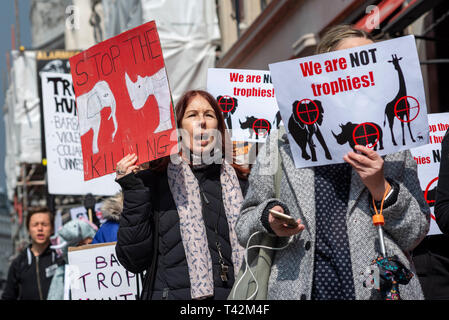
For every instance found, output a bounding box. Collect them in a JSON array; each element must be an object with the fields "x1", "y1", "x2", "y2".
[{"x1": 233, "y1": 231, "x2": 291, "y2": 300}]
